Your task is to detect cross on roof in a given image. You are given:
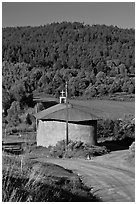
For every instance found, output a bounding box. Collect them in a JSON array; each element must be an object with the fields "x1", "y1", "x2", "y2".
[{"x1": 61, "y1": 90, "x2": 65, "y2": 97}]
